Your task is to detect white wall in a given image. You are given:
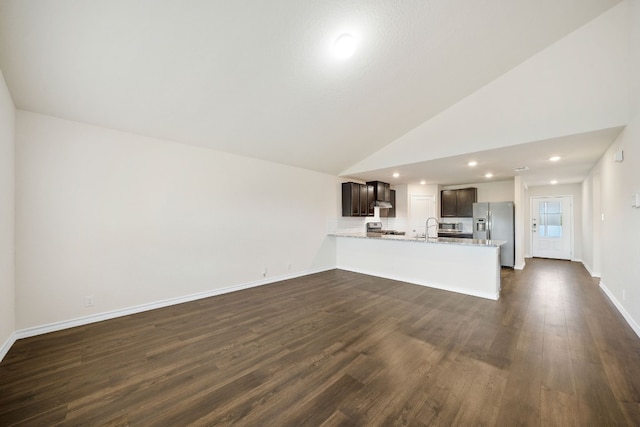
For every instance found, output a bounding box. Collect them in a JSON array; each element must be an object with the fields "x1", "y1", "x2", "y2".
[
  {"x1": 392, "y1": 184, "x2": 408, "y2": 220},
  {"x1": 581, "y1": 172, "x2": 602, "y2": 277},
  {"x1": 15, "y1": 111, "x2": 337, "y2": 330},
  {"x1": 582, "y1": 0, "x2": 640, "y2": 335},
  {"x1": 525, "y1": 184, "x2": 583, "y2": 261},
  {"x1": 0, "y1": 69, "x2": 15, "y2": 357},
  {"x1": 586, "y1": 124, "x2": 640, "y2": 336}
]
